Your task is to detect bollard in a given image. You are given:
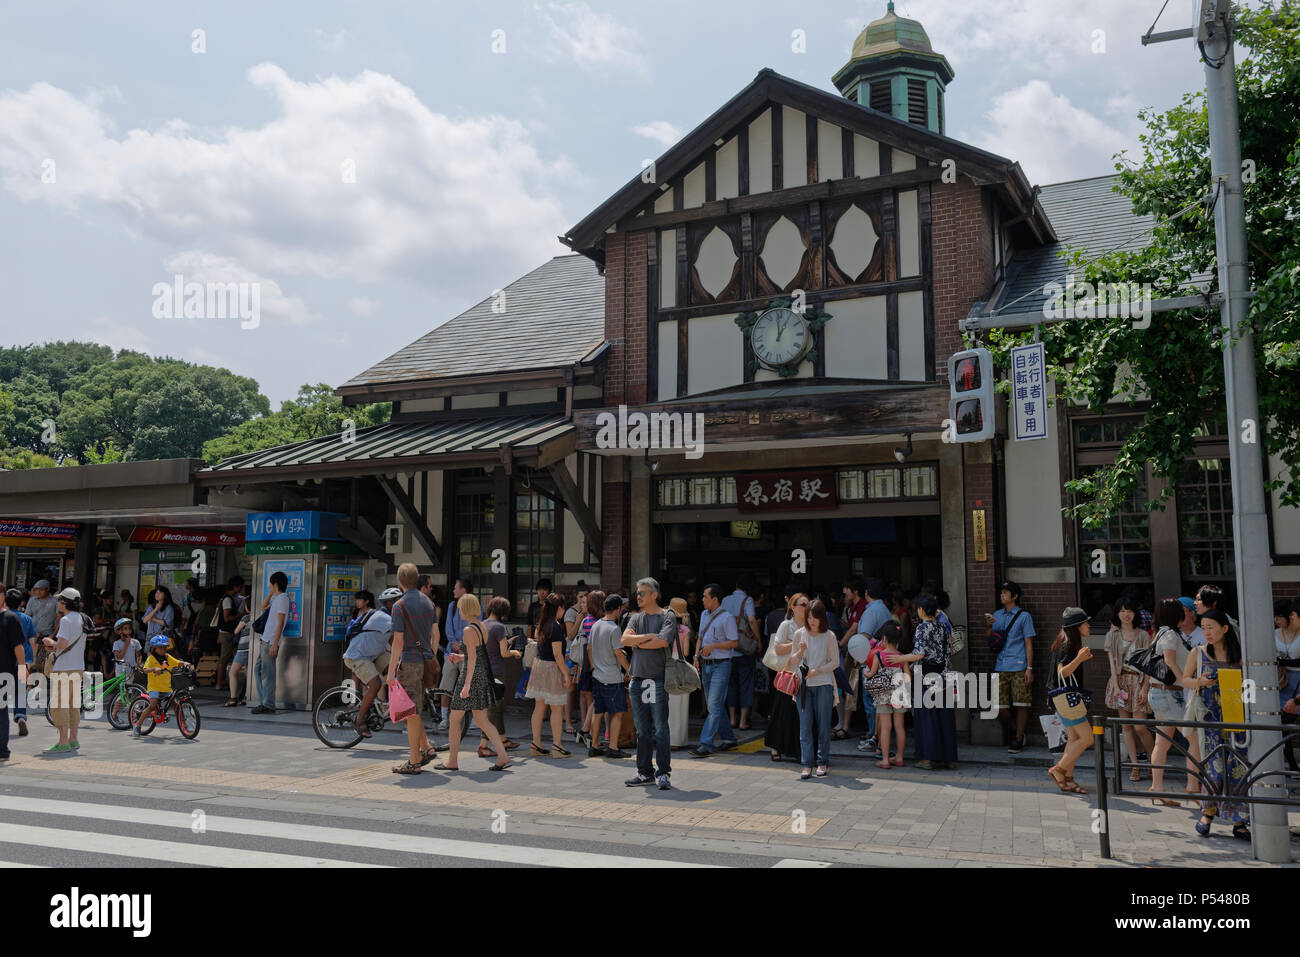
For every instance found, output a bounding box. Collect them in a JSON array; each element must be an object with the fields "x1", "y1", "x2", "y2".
[{"x1": 1094, "y1": 720, "x2": 1110, "y2": 859}]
